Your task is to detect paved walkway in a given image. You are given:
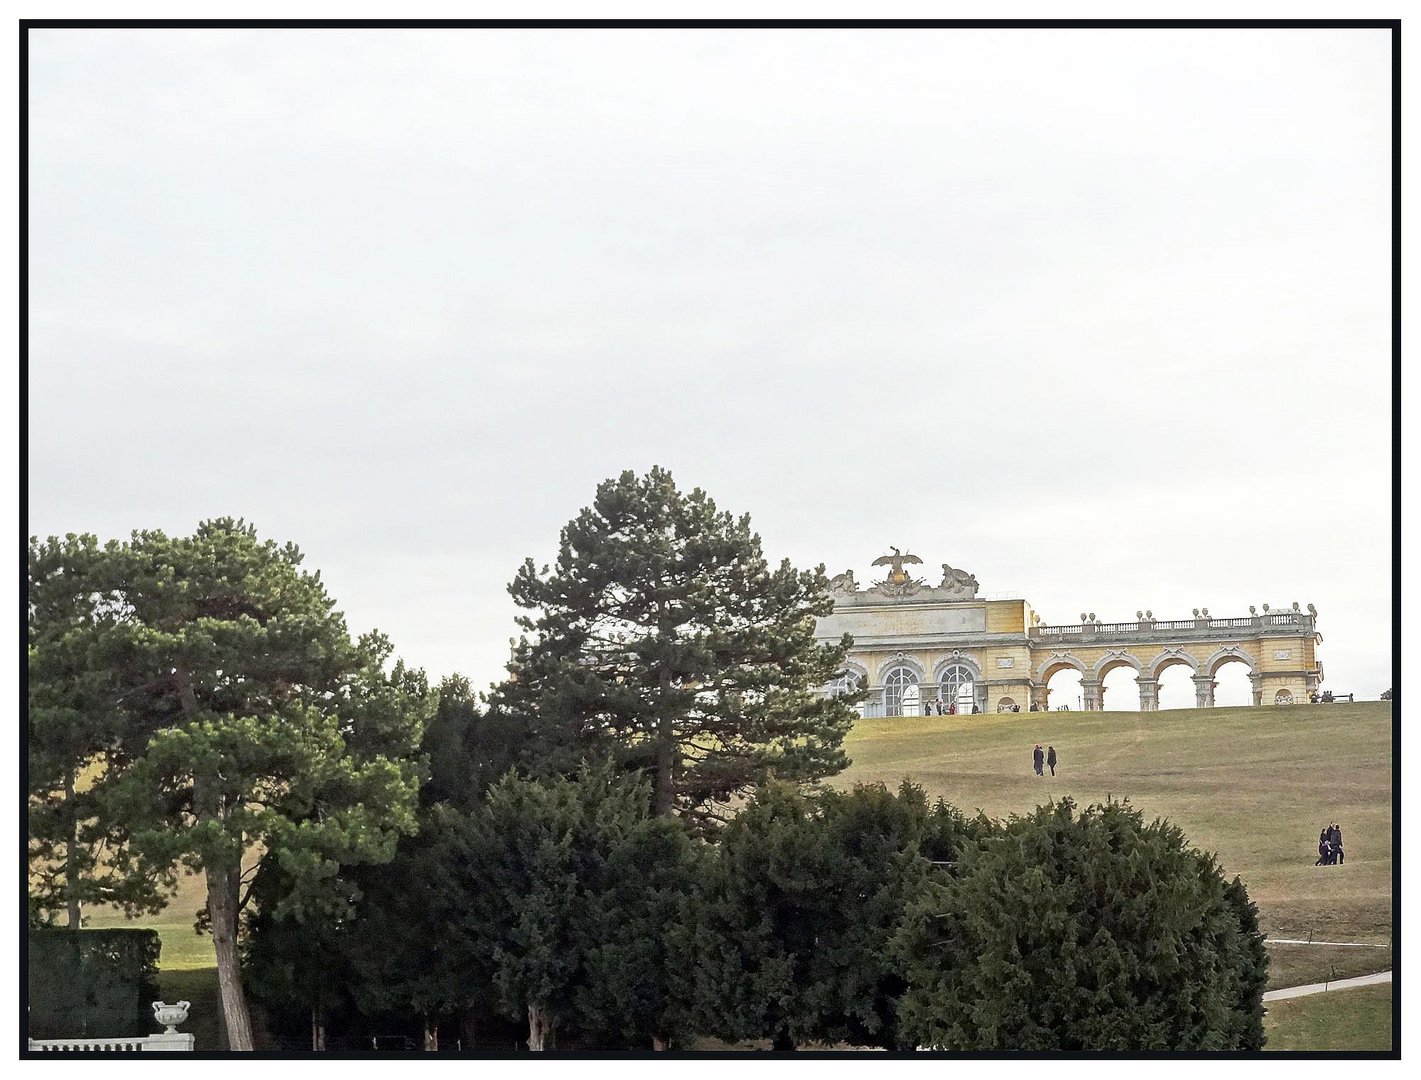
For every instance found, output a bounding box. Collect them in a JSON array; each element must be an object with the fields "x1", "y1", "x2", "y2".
[
  {"x1": 1265, "y1": 938, "x2": 1390, "y2": 949},
  {"x1": 1262, "y1": 970, "x2": 1391, "y2": 1002}
]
